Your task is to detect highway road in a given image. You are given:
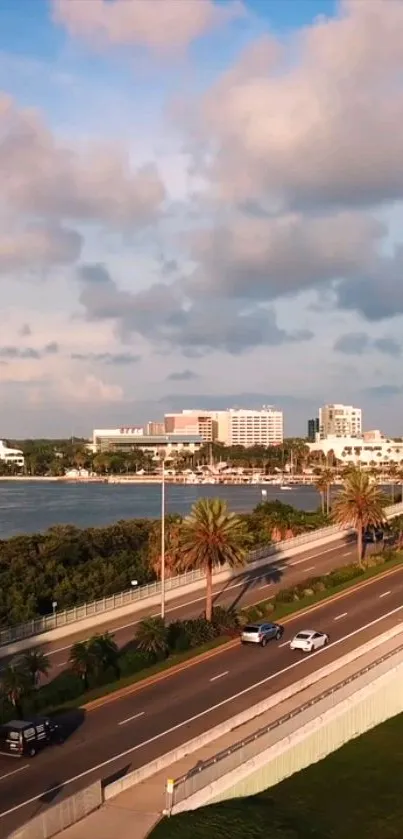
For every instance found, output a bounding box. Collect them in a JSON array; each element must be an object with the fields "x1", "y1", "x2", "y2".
[
  {"x1": 0, "y1": 559, "x2": 402, "y2": 836},
  {"x1": 1, "y1": 534, "x2": 360, "y2": 679}
]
